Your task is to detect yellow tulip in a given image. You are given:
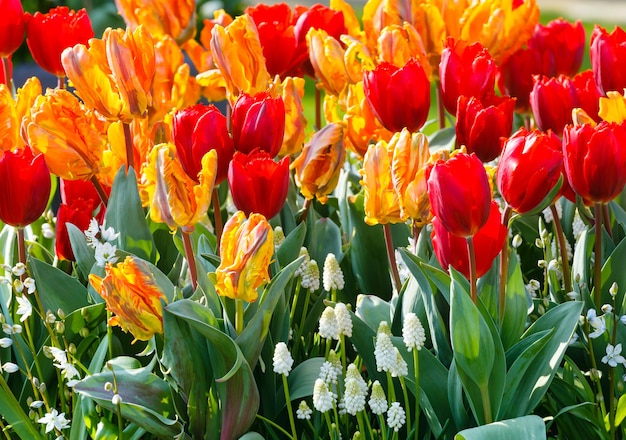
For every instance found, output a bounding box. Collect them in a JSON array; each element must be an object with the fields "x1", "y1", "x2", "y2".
[
  {"x1": 276, "y1": 76, "x2": 308, "y2": 157},
  {"x1": 330, "y1": 0, "x2": 363, "y2": 40},
  {"x1": 378, "y1": 23, "x2": 432, "y2": 78},
  {"x1": 360, "y1": 141, "x2": 403, "y2": 226},
  {"x1": 308, "y1": 29, "x2": 350, "y2": 97},
  {"x1": 292, "y1": 122, "x2": 346, "y2": 203},
  {"x1": 210, "y1": 14, "x2": 271, "y2": 100},
  {"x1": 212, "y1": 211, "x2": 274, "y2": 303},
  {"x1": 139, "y1": 143, "x2": 217, "y2": 231},
  {"x1": 411, "y1": 2, "x2": 446, "y2": 73},
  {"x1": 89, "y1": 256, "x2": 167, "y2": 342},
  {"x1": 114, "y1": 0, "x2": 196, "y2": 44},
  {"x1": 0, "y1": 77, "x2": 42, "y2": 152},
  {"x1": 27, "y1": 88, "x2": 108, "y2": 180},
  {"x1": 599, "y1": 91, "x2": 626, "y2": 123}
]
